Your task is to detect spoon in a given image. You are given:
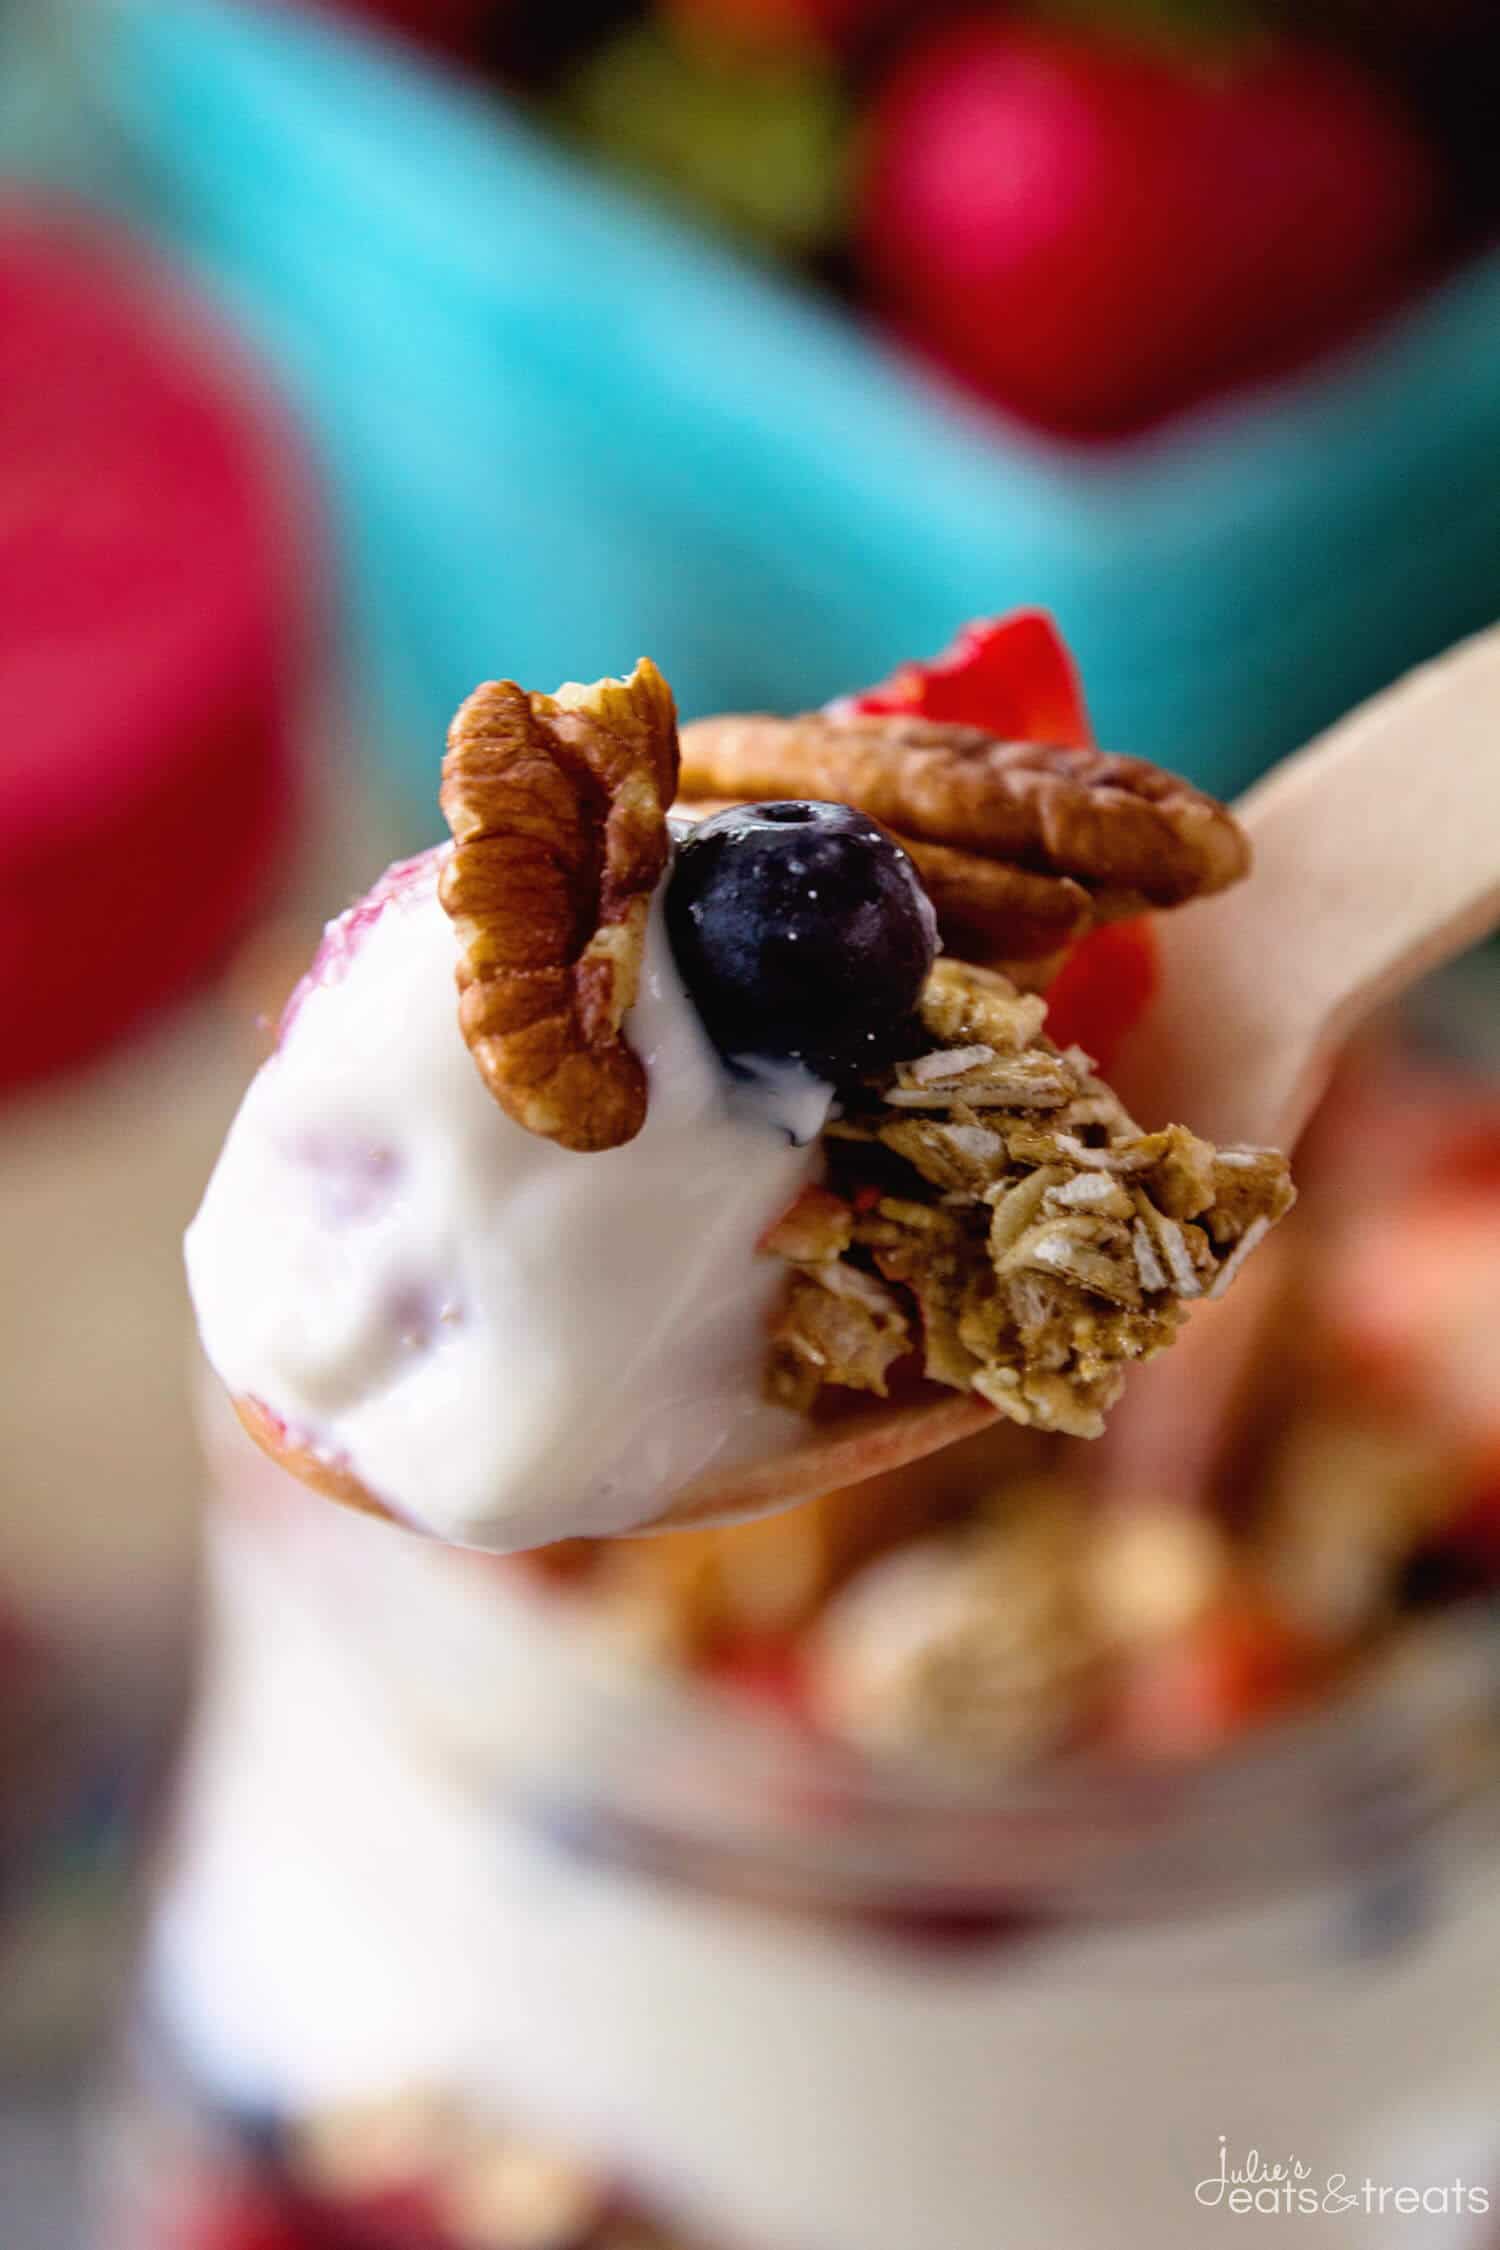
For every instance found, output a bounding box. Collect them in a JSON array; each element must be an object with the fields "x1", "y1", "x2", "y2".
[{"x1": 664, "y1": 625, "x2": 1500, "y2": 1529}]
